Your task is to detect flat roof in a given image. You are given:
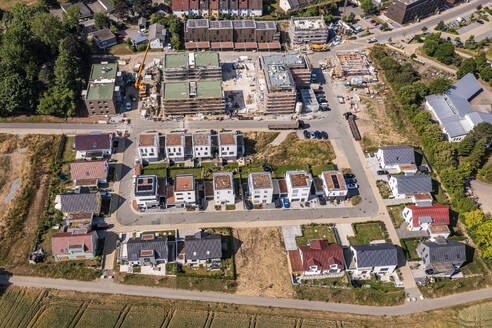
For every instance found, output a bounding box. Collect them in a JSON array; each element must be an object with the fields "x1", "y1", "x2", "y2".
[
  {"x1": 323, "y1": 171, "x2": 346, "y2": 191},
  {"x1": 219, "y1": 132, "x2": 235, "y2": 145},
  {"x1": 163, "y1": 80, "x2": 222, "y2": 99},
  {"x1": 291, "y1": 17, "x2": 327, "y2": 31},
  {"x1": 193, "y1": 132, "x2": 210, "y2": 146},
  {"x1": 195, "y1": 52, "x2": 219, "y2": 67},
  {"x1": 164, "y1": 82, "x2": 189, "y2": 99},
  {"x1": 197, "y1": 80, "x2": 222, "y2": 98},
  {"x1": 175, "y1": 174, "x2": 194, "y2": 192},
  {"x1": 214, "y1": 173, "x2": 233, "y2": 190},
  {"x1": 289, "y1": 172, "x2": 310, "y2": 187},
  {"x1": 165, "y1": 53, "x2": 188, "y2": 68},
  {"x1": 139, "y1": 133, "x2": 157, "y2": 147},
  {"x1": 251, "y1": 172, "x2": 272, "y2": 189},
  {"x1": 262, "y1": 53, "x2": 307, "y2": 68},
  {"x1": 166, "y1": 133, "x2": 183, "y2": 146},
  {"x1": 86, "y1": 82, "x2": 114, "y2": 100},
  {"x1": 90, "y1": 63, "x2": 118, "y2": 81}
]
